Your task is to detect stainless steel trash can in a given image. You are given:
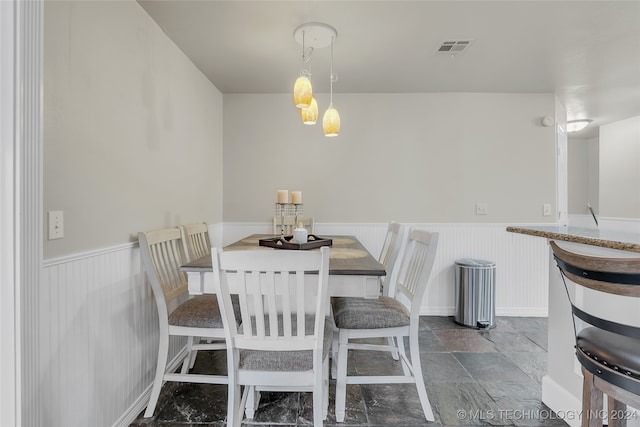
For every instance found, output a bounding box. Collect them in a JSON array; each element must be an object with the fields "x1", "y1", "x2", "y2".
[{"x1": 454, "y1": 258, "x2": 496, "y2": 329}]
